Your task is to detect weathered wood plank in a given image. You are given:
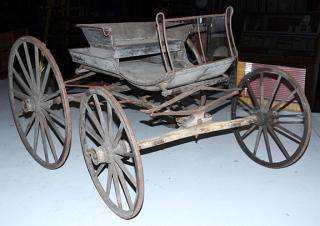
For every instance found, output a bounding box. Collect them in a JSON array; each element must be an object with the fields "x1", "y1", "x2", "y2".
[
  {"x1": 69, "y1": 48, "x2": 119, "y2": 74},
  {"x1": 138, "y1": 115, "x2": 257, "y2": 149}
]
